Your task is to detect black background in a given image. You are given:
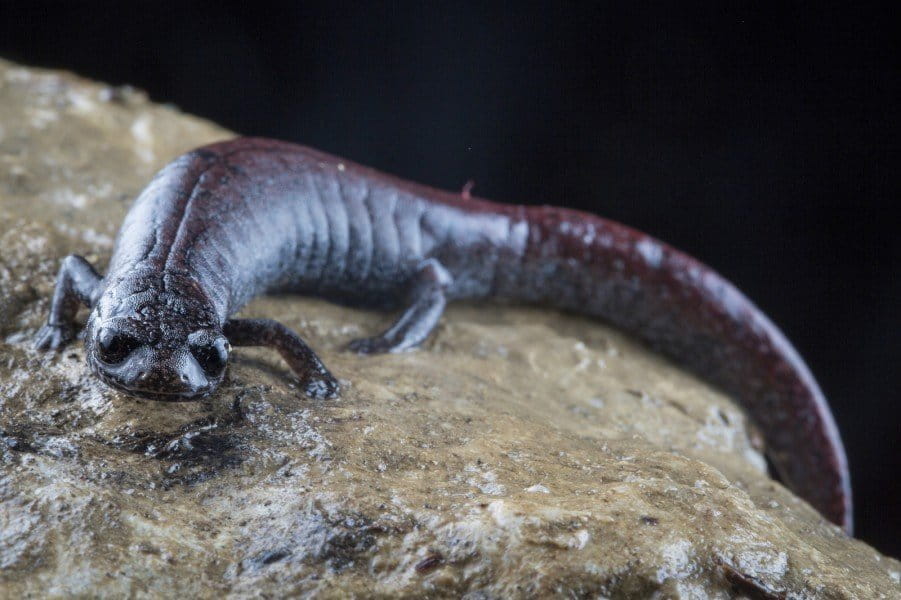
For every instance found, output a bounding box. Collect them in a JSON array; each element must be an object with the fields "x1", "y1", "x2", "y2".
[{"x1": 2, "y1": 3, "x2": 898, "y2": 556}]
